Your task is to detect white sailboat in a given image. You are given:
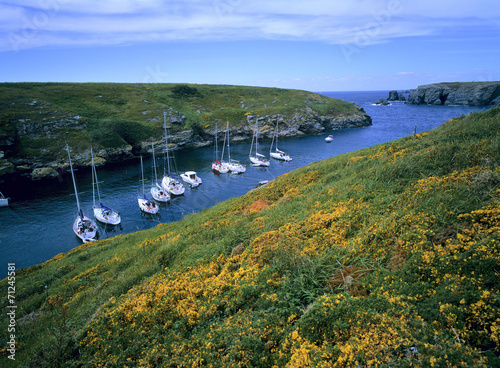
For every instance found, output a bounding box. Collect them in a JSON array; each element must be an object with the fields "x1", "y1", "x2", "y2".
[
  {"x1": 65, "y1": 144, "x2": 98, "y2": 243},
  {"x1": 249, "y1": 120, "x2": 270, "y2": 167},
  {"x1": 91, "y1": 147, "x2": 121, "y2": 225},
  {"x1": 0, "y1": 191, "x2": 9, "y2": 207},
  {"x1": 138, "y1": 155, "x2": 159, "y2": 214},
  {"x1": 161, "y1": 112, "x2": 185, "y2": 196},
  {"x1": 212, "y1": 122, "x2": 229, "y2": 174},
  {"x1": 270, "y1": 116, "x2": 292, "y2": 161},
  {"x1": 223, "y1": 121, "x2": 246, "y2": 173},
  {"x1": 150, "y1": 141, "x2": 171, "y2": 202}
]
